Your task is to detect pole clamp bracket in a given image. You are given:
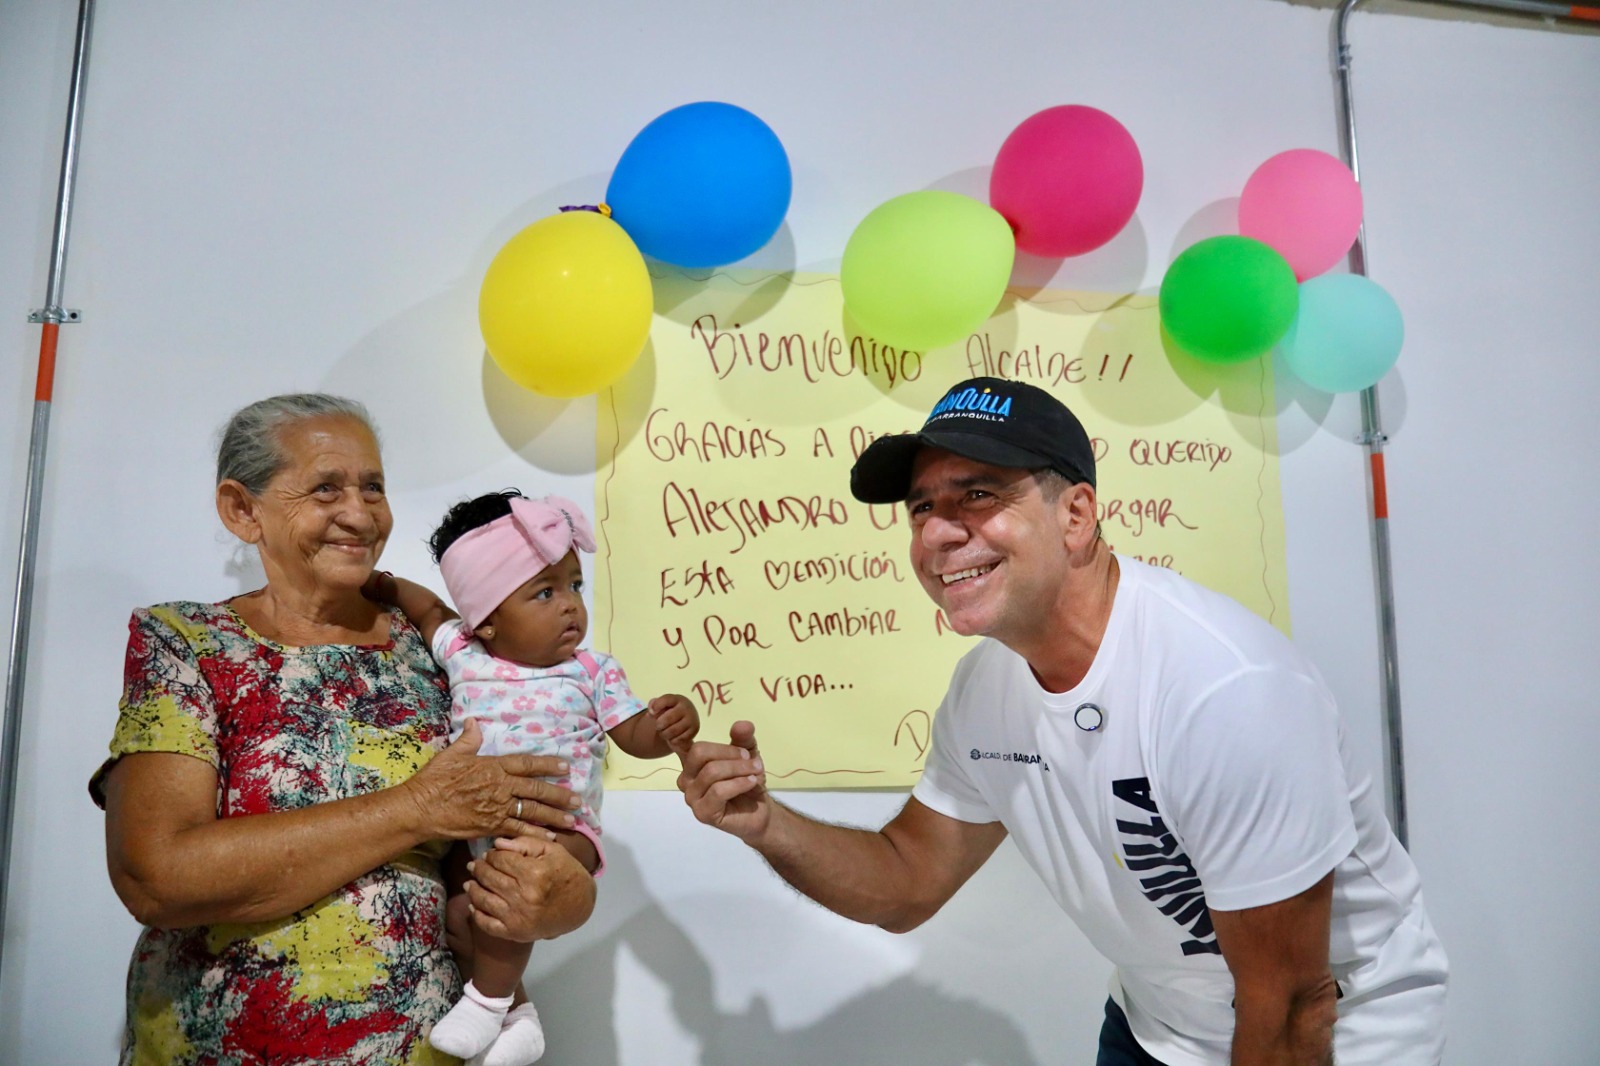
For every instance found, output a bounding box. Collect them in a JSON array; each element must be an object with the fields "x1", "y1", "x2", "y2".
[
  {"x1": 1356, "y1": 429, "x2": 1389, "y2": 446},
  {"x1": 28, "y1": 308, "x2": 81, "y2": 324}
]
